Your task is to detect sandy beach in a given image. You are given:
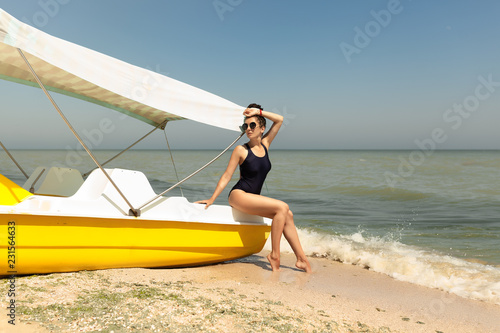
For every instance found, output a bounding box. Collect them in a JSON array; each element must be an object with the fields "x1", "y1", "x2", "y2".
[{"x1": 1, "y1": 252, "x2": 499, "y2": 332}]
